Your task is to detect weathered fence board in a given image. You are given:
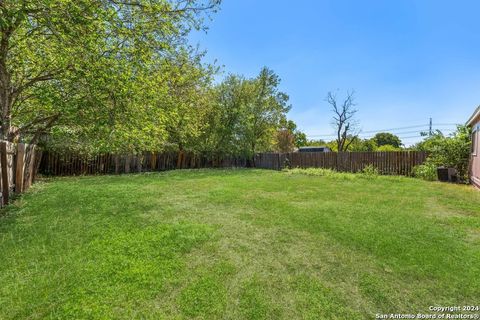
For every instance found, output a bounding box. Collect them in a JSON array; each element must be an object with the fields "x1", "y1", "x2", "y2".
[
  {"x1": 15, "y1": 143, "x2": 25, "y2": 193},
  {"x1": 39, "y1": 151, "x2": 248, "y2": 176},
  {"x1": 0, "y1": 142, "x2": 10, "y2": 204},
  {"x1": 0, "y1": 141, "x2": 38, "y2": 207}
]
